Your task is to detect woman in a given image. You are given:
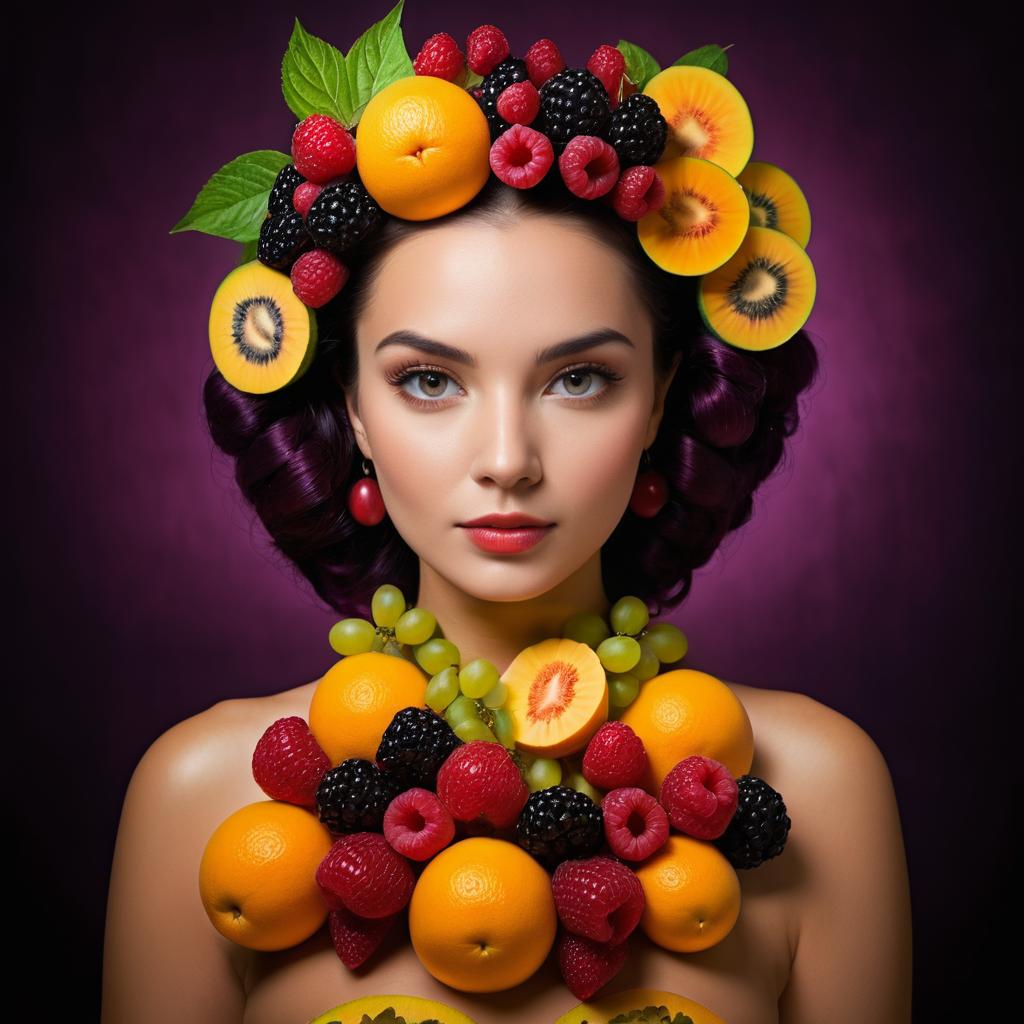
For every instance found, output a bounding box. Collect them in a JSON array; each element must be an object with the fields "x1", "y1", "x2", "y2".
[{"x1": 102, "y1": 169, "x2": 912, "y2": 1023}]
